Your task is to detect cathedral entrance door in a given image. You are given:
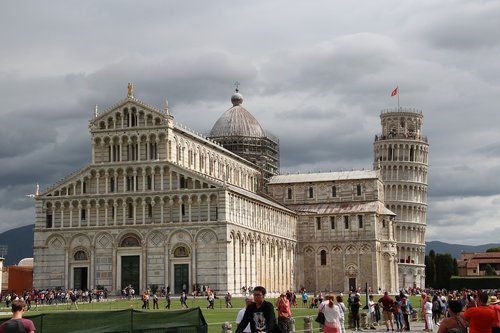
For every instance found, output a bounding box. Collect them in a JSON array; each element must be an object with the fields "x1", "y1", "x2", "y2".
[
  {"x1": 174, "y1": 264, "x2": 189, "y2": 293},
  {"x1": 73, "y1": 267, "x2": 88, "y2": 290},
  {"x1": 348, "y1": 278, "x2": 356, "y2": 292},
  {"x1": 121, "y1": 255, "x2": 140, "y2": 291}
]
